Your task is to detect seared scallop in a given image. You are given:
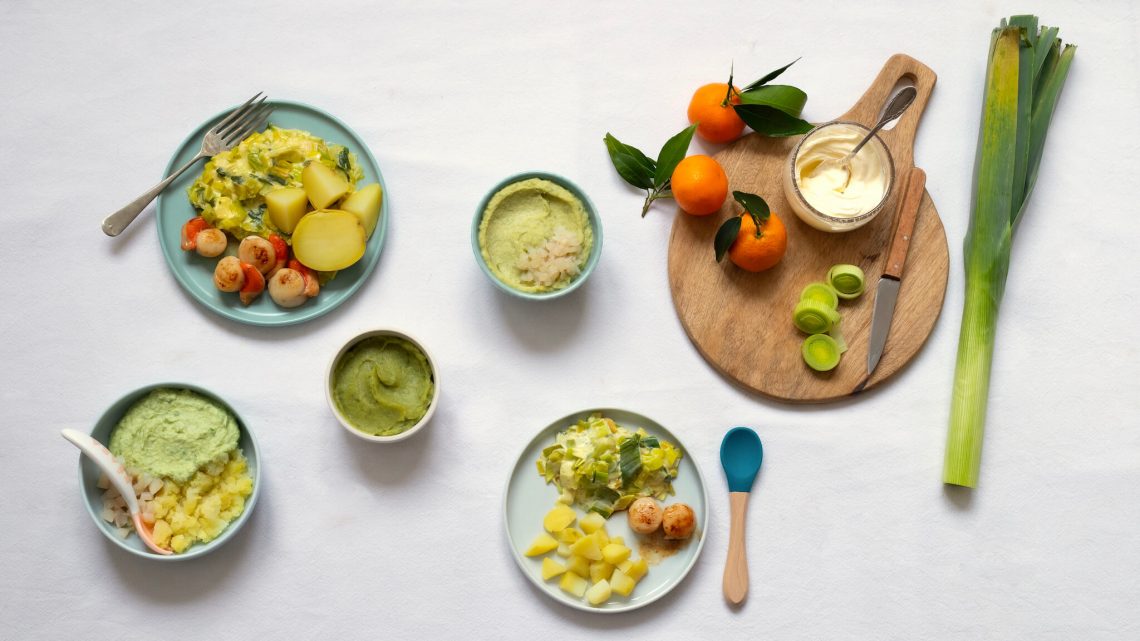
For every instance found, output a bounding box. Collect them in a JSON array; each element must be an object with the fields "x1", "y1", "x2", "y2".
[
  {"x1": 268, "y1": 268, "x2": 308, "y2": 308},
  {"x1": 662, "y1": 503, "x2": 695, "y2": 540},
  {"x1": 195, "y1": 228, "x2": 228, "y2": 258},
  {"x1": 627, "y1": 497, "x2": 663, "y2": 535},
  {"x1": 238, "y1": 236, "x2": 276, "y2": 274},
  {"x1": 213, "y1": 256, "x2": 245, "y2": 292}
]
